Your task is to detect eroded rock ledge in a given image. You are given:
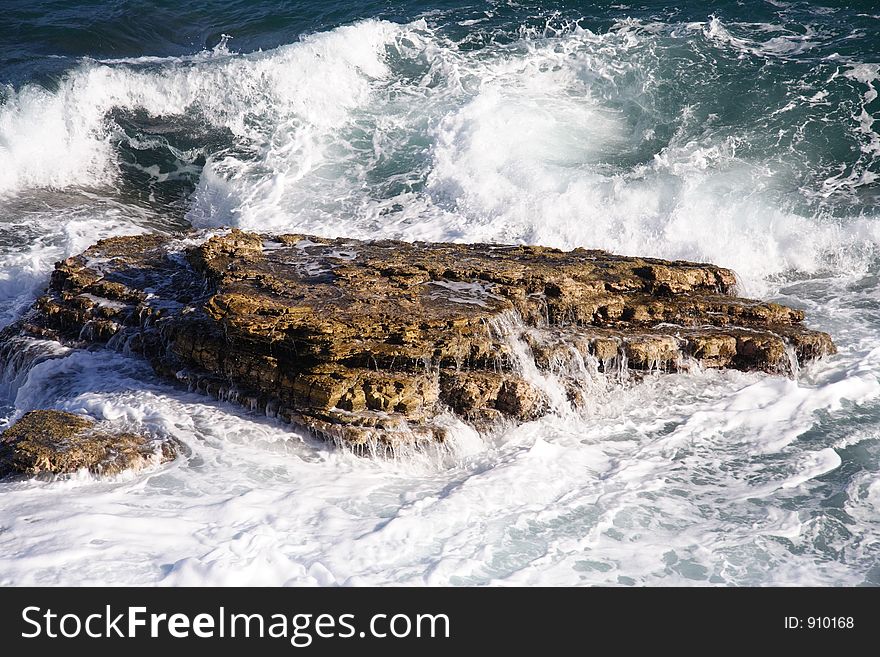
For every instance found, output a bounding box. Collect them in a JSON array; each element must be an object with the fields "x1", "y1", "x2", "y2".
[{"x1": 3, "y1": 230, "x2": 834, "y2": 447}]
